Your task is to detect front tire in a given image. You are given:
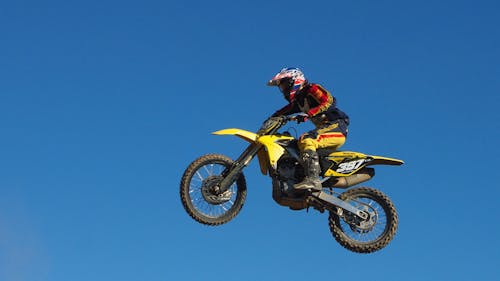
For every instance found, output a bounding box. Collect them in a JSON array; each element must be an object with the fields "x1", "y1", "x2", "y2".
[
  {"x1": 328, "y1": 187, "x2": 398, "y2": 253},
  {"x1": 180, "y1": 154, "x2": 247, "y2": 226}
]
